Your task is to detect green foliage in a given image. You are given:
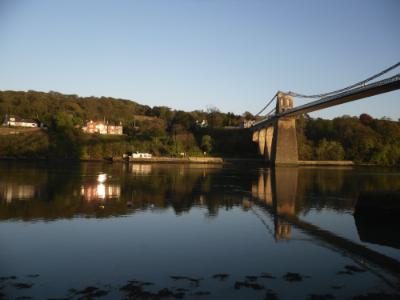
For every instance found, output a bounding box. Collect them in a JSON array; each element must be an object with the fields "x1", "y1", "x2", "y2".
[
  {"x1": 48, "y1": 112, "x2": 84, "y2": 160},
  {"x1": 0, "y1": 131, "x2": 49, "y2": 158},
  {"x1": 172, "y1": 110, "x2": 195, "y2": 130},
  {"x1": 0, "y1": 90, "x2": 148, "y2": 126},
  {"x1": 315, "y1": 139, "x2": 345, "y2": 161},
  {"x1": 3, "y1": 91, "x2": 398, "y2": 165},
  {"x1": 0, "y1": 90, "x2": 258, "y2": 159},
  {"x1": 195, "y1": 128, "x2": 257, "y2": 157},
  {"x1": 0, "y1": 90, "x2": 259, "y2": 156},
  {"x1": 201, "y1": 135, "x2": 213, "y2": 154},
  {"x1": 297, "y1": 114, "x2": 400, "y2": 166},
  {"x1": 296, "y1": 116, "x2": 314, "y2": 160}
]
